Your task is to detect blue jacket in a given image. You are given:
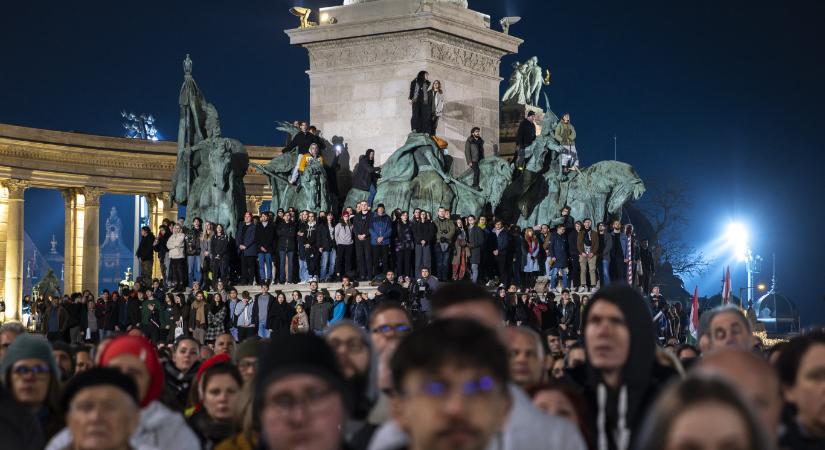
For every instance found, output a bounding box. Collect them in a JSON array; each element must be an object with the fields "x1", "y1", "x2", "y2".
[
  {"x1": 549, "y1": 233, "x2": 569, "y2": 268},
  {"x1": 330, "y1": 299, "x2": 347, "y2": 324},
  {"x1": 237, "y1": 222, "x2": 258, "y2": 257},
  {"x1": 369, "y1": 214, "x2": 392, "y2": 246}
]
